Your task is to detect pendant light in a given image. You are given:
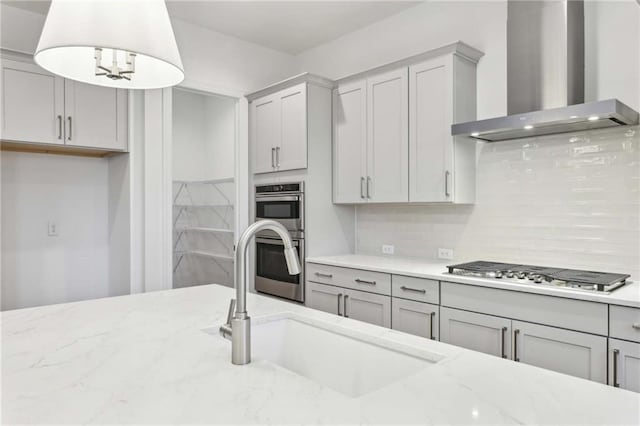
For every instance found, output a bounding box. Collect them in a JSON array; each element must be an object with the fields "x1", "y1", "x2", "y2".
[{"x1": 34, "y1": 0, "x2": 184, "y2": 89}]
